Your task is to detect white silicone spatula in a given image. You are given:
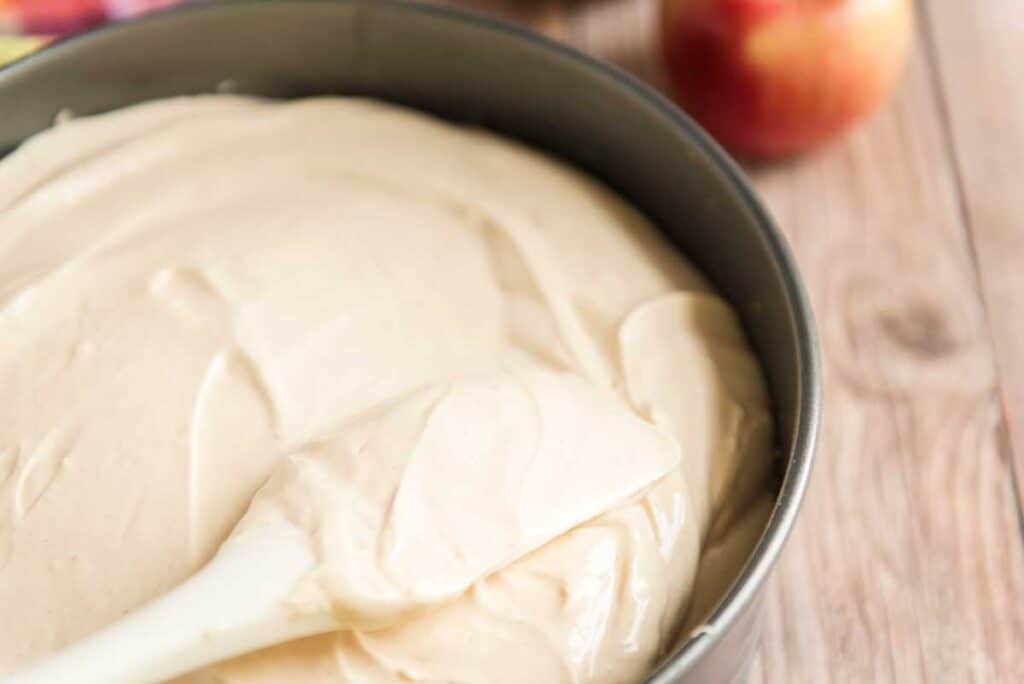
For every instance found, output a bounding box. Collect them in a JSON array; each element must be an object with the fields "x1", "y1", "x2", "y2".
[
  {"x1": 4, "y1": 371, "x2": 680, "y2": 684},
  {"x1": 4, "y1": 521, "x2": 339, "y2": 684}
]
